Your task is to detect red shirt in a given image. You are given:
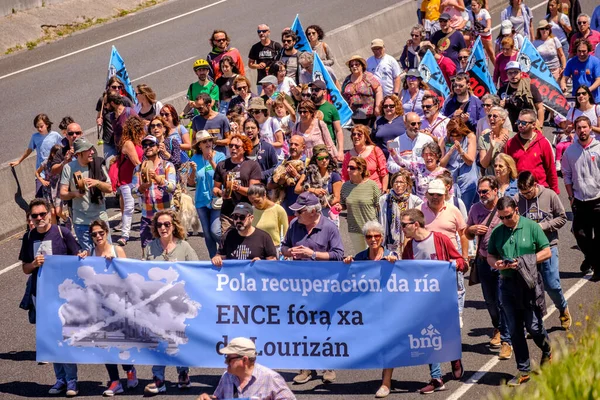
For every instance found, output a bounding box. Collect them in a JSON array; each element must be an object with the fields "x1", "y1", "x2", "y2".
[
  {"x1": 437, "y1": 55, "x2": 457, "y2": 88},
  {"x1": 569, "y1": 30, "x2": 600, "y2": 57}
]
